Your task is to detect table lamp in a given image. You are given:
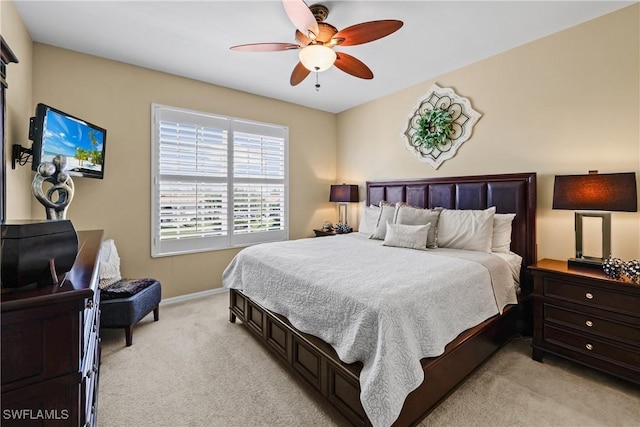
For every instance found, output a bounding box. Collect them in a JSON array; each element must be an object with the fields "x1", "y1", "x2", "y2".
[
  {"x1": 329, "y1": 184, "x2": 359, "y2": 225},
  {"x1": 552, "y1": 171, "x2": 637, "y2": 269}
]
